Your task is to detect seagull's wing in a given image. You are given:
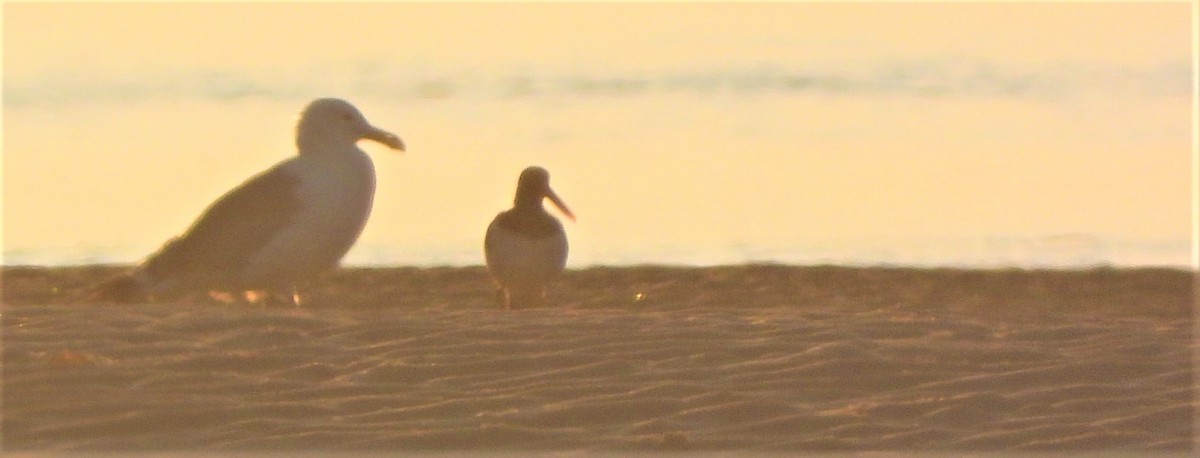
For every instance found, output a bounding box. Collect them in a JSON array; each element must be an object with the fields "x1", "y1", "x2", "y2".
[{"x1": 139, "y1": 162, "x2": 303, "y2": 291}]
